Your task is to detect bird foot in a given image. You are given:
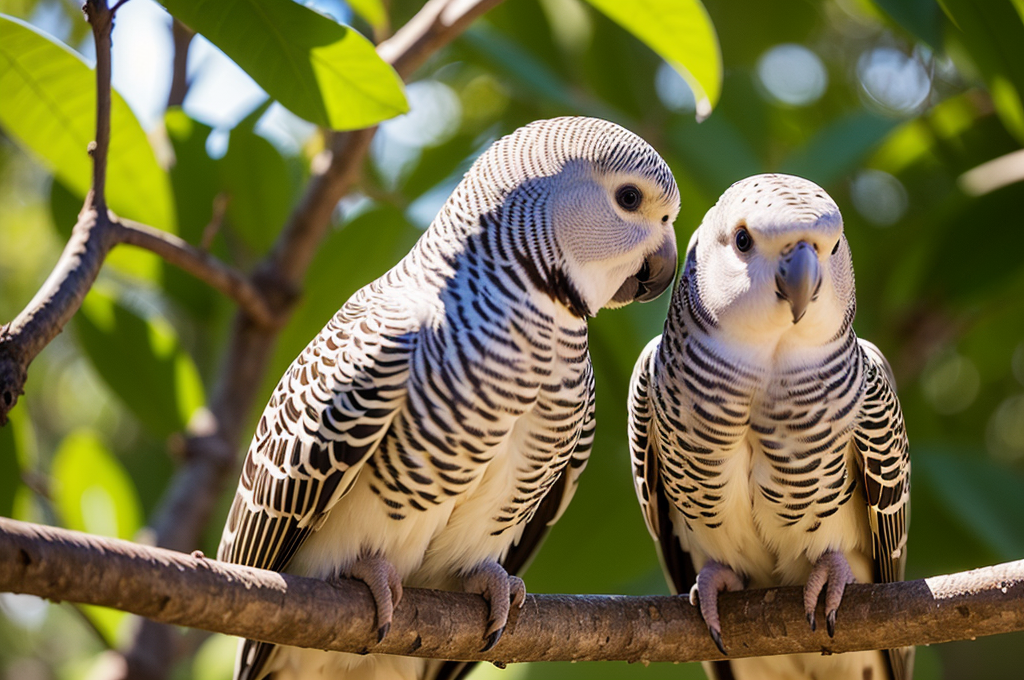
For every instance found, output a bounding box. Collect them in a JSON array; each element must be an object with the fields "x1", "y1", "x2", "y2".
[
  {"x1": 343, "y1": 552, "x2": 404, "y2": 643},
  {"x1": 804, "y1": 549, "x2": 856, "y2": 638},
  {"x1": 688, "y1": 559, "x2": 744, "y2": 655},
  {"x1": 462, "y1": 560, "x2": 526, "y2": 652}
]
